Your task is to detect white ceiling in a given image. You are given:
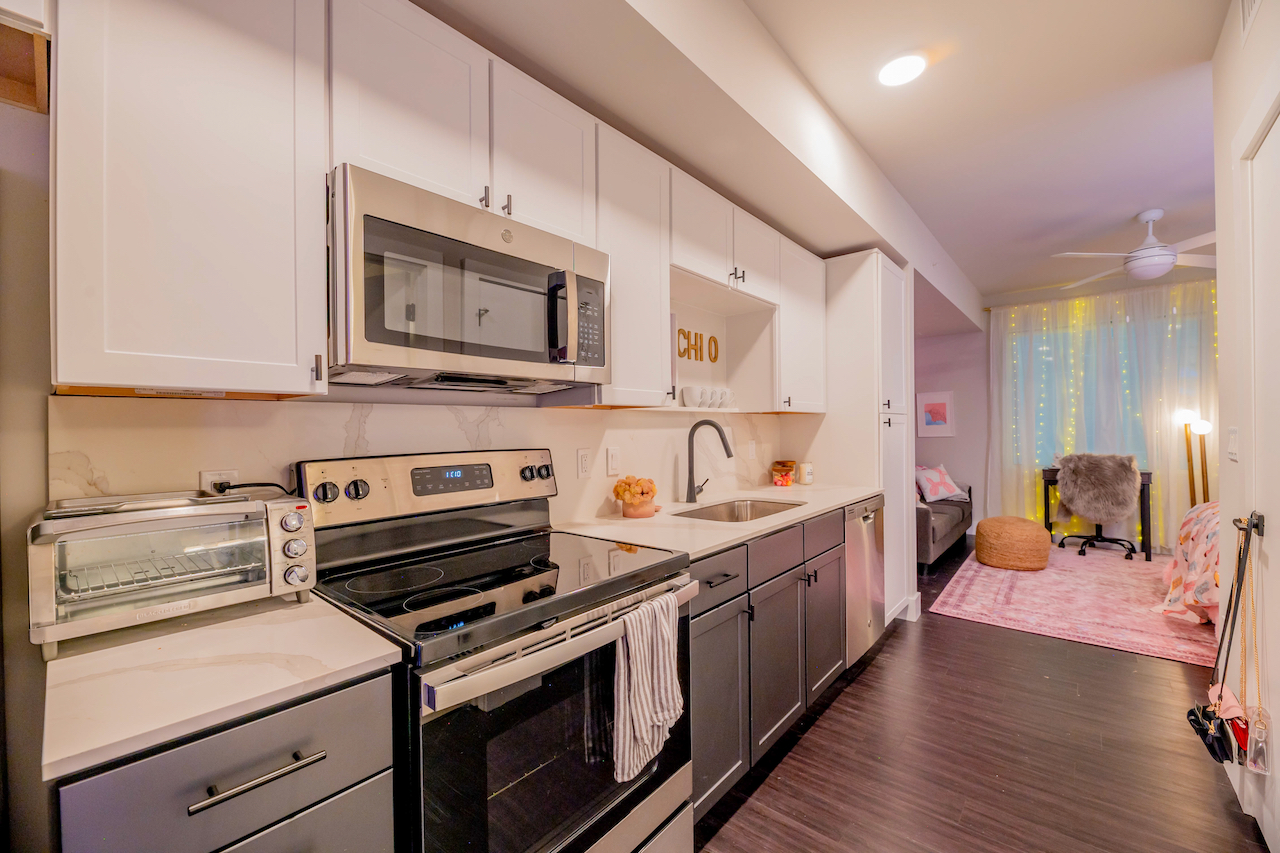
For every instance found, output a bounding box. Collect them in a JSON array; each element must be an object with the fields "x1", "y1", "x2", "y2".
[{"x1": 741, "y1": 0, "x2": 1228, "y2": 295}]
